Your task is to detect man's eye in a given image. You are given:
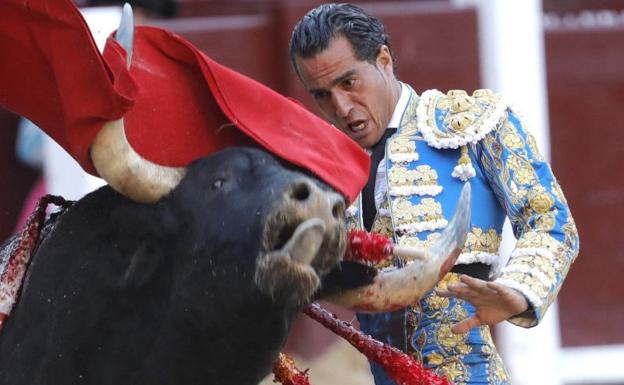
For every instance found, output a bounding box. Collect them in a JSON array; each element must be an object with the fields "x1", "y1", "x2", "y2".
[
  {"x1": 343, "y1": 79, "x2": 356, "y2": 88},
  {"x1": 312, "y1": 91, "x2": 329, "y2": 100}
]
